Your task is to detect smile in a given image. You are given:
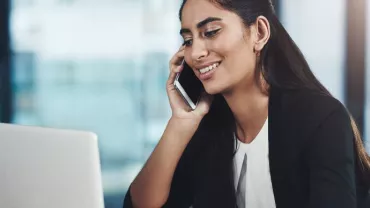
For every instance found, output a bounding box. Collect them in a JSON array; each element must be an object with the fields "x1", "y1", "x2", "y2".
[{"x1": 198, "y1": 62, "x2": 221, "y2": 74}]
